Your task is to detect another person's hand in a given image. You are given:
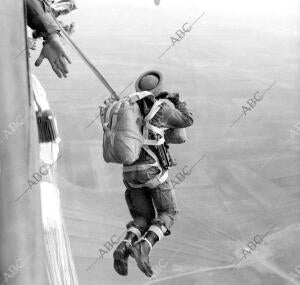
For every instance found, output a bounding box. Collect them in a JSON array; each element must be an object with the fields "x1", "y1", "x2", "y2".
[{"x1": 35, "y1": 34, "x2": 71, "y2": 78}]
